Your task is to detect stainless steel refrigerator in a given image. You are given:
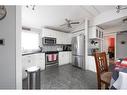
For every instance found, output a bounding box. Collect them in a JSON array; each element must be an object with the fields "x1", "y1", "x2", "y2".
[{"x1": 71, "y1": 34, "x2": 85, "y2": 69}]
